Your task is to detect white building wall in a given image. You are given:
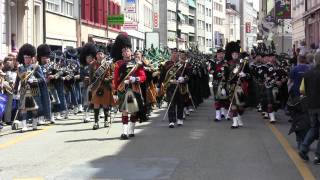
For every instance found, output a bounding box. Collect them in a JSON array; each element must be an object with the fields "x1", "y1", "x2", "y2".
[
  {"x1": 225, "y1": 8, "x2": 240, "y2": 43},
  {"x1": 292, "y1": 0, "x2": 305, "y2": 46},
  {"x1": 243, "y1": 1, "x2": 257, "y2": 52},
  {"x1": 205, "y1": 0, "x2": 213, "y2": 54},
  {"x1": 0, "y1": 0, "x2": 6, "y2": 59},
  {"x1": 197, "y1": 0, "x2": 206, "y2": 52},
  {"x1": 212, "y1": 0, "x2": 226, "y2": 49}
]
